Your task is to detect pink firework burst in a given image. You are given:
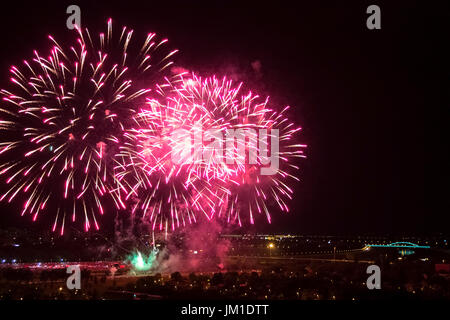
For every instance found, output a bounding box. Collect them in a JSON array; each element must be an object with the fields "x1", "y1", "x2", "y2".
[
  {"x1": 116, "y1": 73, "x2": 306, "y2": 230},
  {"x1": 0, "y1": 19, "x2": 177, "y2": 234}
]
